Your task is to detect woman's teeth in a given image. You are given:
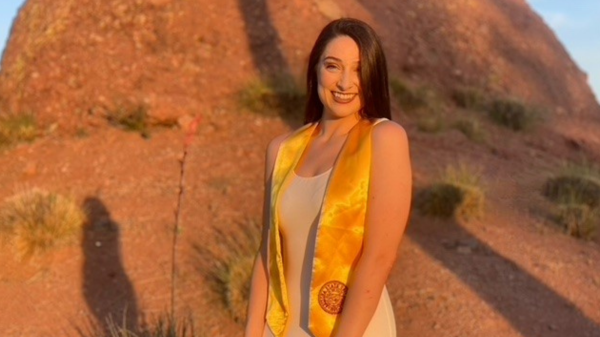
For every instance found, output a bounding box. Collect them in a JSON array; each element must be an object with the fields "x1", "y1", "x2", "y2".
[{"x1": 332, "y1": 91, "x2": 356, "y2": 102}]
